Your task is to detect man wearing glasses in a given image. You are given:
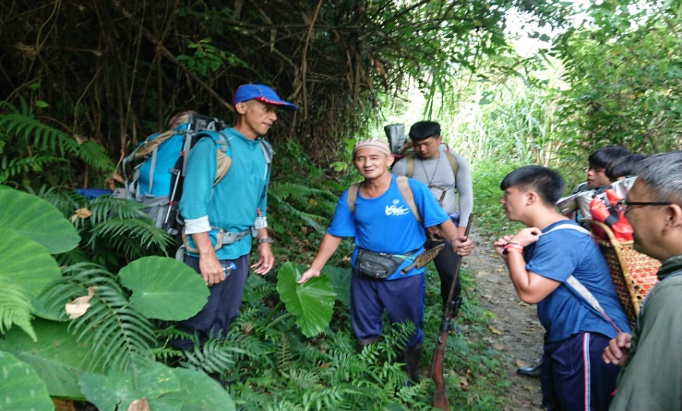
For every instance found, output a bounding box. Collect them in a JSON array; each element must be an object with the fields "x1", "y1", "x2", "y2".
[{"x1": 603, "y1": 152, "x2": 682, "y2": 411}]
